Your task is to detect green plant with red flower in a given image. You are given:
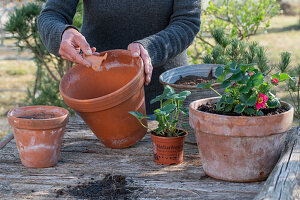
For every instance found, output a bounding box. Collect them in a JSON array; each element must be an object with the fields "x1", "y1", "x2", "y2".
[{"x1": 198, "y1": 62, "x2": 293, "y2": 116}]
